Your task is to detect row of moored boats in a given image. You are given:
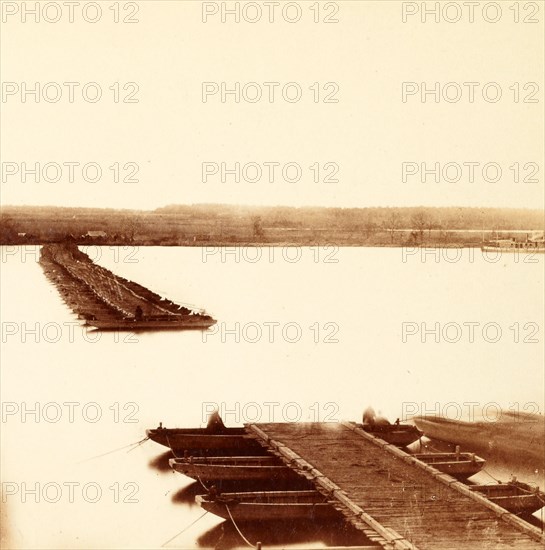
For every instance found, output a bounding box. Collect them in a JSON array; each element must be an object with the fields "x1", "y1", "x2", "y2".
[{"x1": 145, "y1": 413, "x2": 545, "y2": 522}]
